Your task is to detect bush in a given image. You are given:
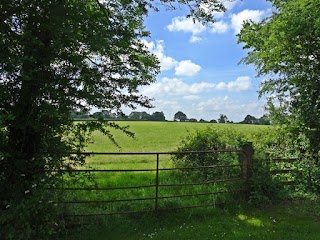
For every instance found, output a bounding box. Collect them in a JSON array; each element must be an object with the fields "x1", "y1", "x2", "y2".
[
  {"x1": 172, "y1": 127, "x2": 287, "y2": 205},
  {"x1": 172, "y1": 128, "x2": 247, "y2": 181},
  {"x1": 0, "y1": 188, "x2": 67, "y2": 240}
]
